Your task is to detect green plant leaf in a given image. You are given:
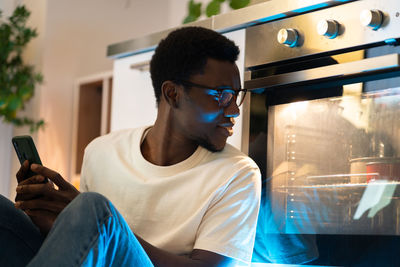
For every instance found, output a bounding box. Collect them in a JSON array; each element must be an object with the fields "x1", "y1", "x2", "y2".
[
  {"x1": 183, "y1": 0, "x2": 202, "y2": 24},
  {"x1": 189, "y1": 0, "x2": 202, "y2": 18},
  {"x1": 183, "y1": 0, "x2": 249, "y2": 24},
  {"x1": 0, "y1": 5, "x2": 45, "y2": 132},
  {"x1": 229, "y1": 0, "x2": 250, "y2": 9},
  {"x1": 35, "y1": 73, "x2": 43, "y2": 83},
  {"x1": 6, "y1": 95, "x2": 22, "y2": 112},
  {"x1": 0, "y1": 98, "x2": 6, "y2": 109},
  {"x1": 183, "y1": 14, "x2": 197, "y2": 24},
  {"x1": 18, "y1": 85, "x2": 33, "y2": 101},
  {"x1": 7, "y1": 111, "x2": 17, "y2": 120},
  {"x1": 30, "y1": 119, "x2": 45, "y2": 133},
  {"x1": 206, "y1": 0, "x2": 221, "y2": 17}
]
